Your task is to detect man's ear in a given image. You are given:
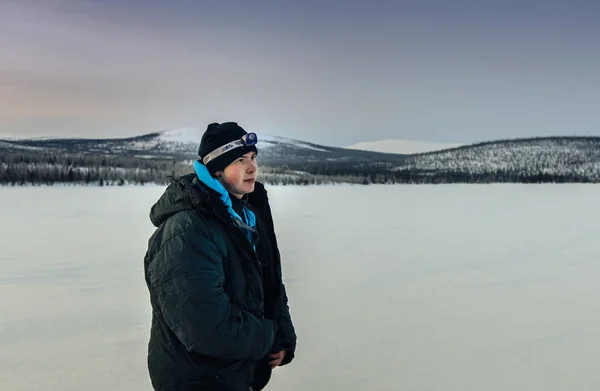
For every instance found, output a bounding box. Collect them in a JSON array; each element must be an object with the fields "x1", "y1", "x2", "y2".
[{"x1": 214, "y1": 170, "x2": 223, "y2": 178}]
